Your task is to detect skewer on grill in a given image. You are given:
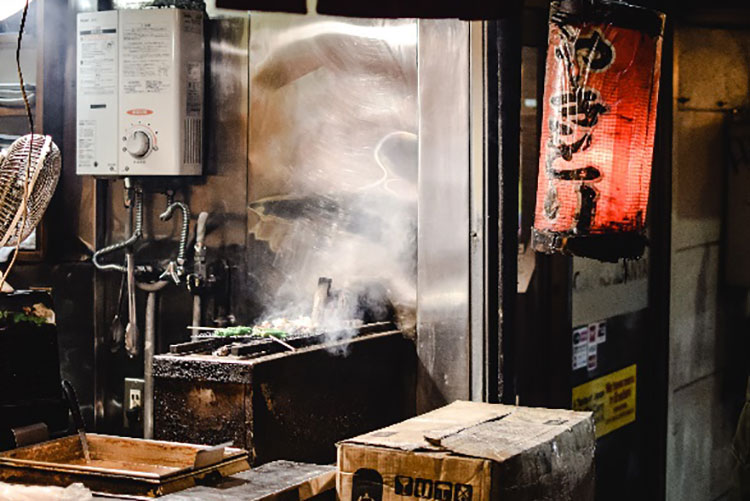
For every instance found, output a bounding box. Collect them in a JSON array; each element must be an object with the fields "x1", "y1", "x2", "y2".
[
  {"x1": 186, "y1": 326, "x2": 296, "y2": 352},
  {"x1": 263, "y1": 335, "x2": 296, "y2": 352},
  {"x1": 186, "y1": 326, "x2": 235, "y2": 331}
]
